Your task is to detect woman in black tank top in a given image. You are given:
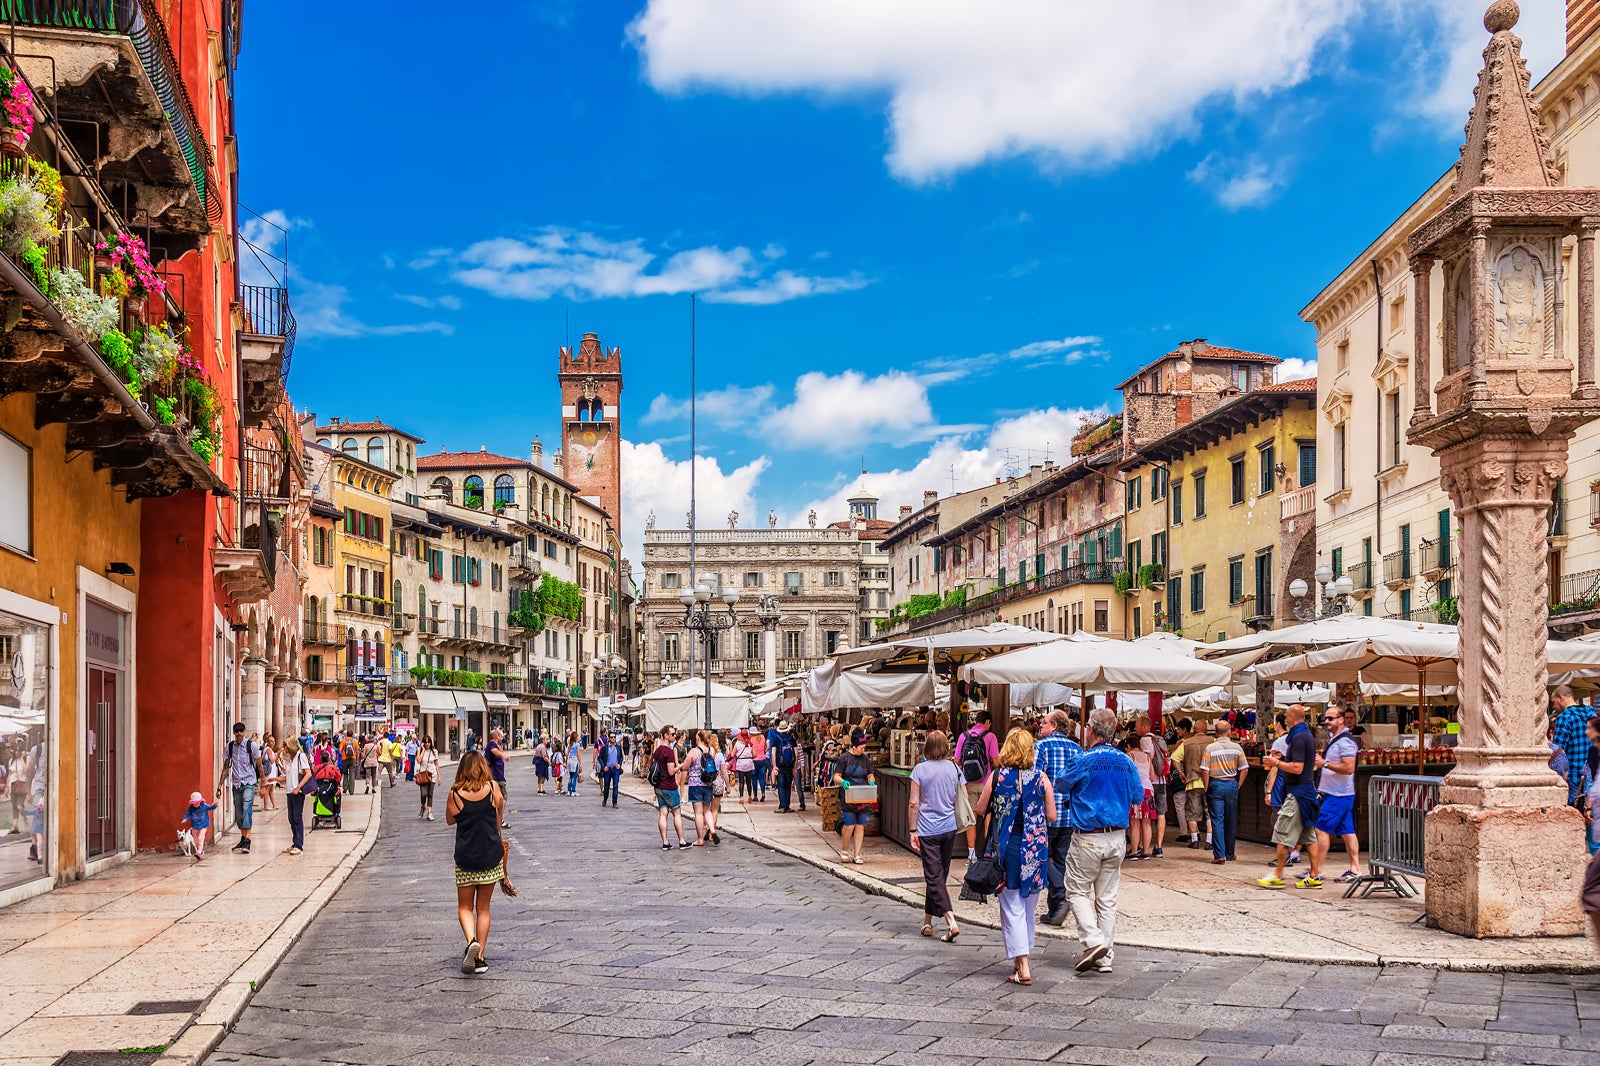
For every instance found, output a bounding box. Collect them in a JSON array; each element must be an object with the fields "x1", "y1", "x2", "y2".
[{"x1": 446, "y1": 751, "x2": 504, "y2": 974}]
